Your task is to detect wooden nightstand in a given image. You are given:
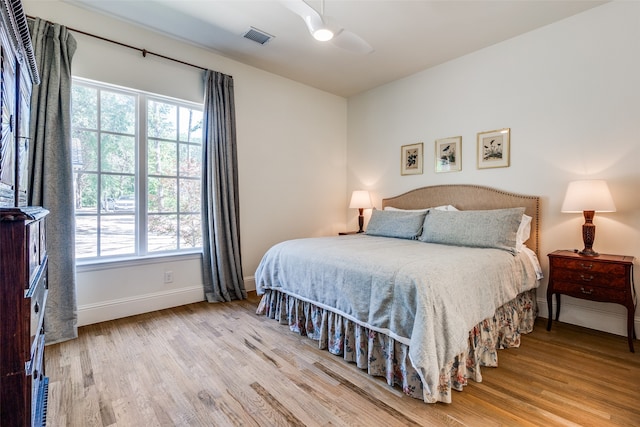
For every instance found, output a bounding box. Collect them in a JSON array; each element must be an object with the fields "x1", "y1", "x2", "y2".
[{"x1": 546, "y1": 250, "x2": 636, "y2": 352}]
